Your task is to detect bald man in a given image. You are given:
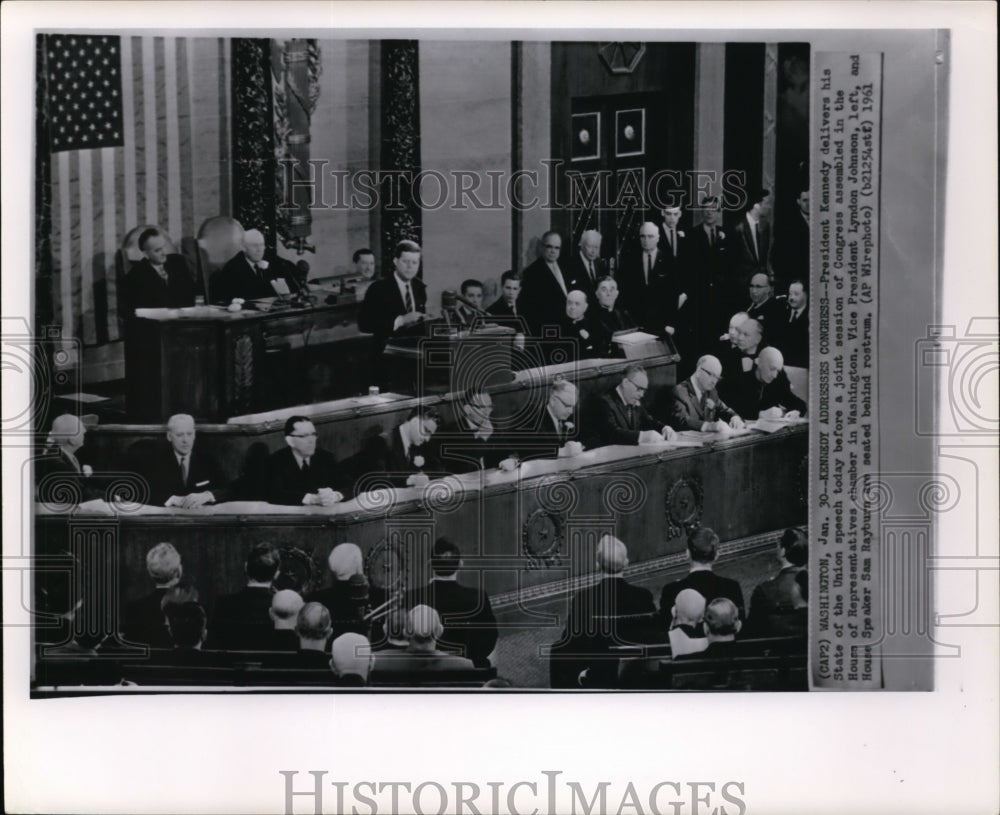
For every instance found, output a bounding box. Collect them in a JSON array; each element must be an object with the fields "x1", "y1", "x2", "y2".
[
  {"x1": 211, "y1": 228, "x2": 293, "y2": 303},
  {"x1": 729, "y1": 346, "x2": 807, "y2": 420},
  {"x1": 667, "y1": 588, "x2": 709, "y2": 657},
  {"x1": 330, "y1": 632, "x2": 373, "y2": 686},
  {"x1": 264, "y1": 589, "x2": 305, "y2": 651},
  {"x1": 137, "y1": 413, "x2": 232, "y2": 507},
  {"x1": 669, "y1": 355, "x2": 744, "y2": 433},
  {"x1": 506, "y1": 377, "x2": 588, "y2": 462},
  {"x1": 307, "y1": 543, "x2": 386, "y2": 640},
  {"x1": 36, "y1": 414, "x2": 100, "y2": 502},
  {"x1": 558, "y1": 289, "x2": 611, "y2": 360},
  {"x1": 720, "y1": 317, "x2": 766, "y2": 397}
]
